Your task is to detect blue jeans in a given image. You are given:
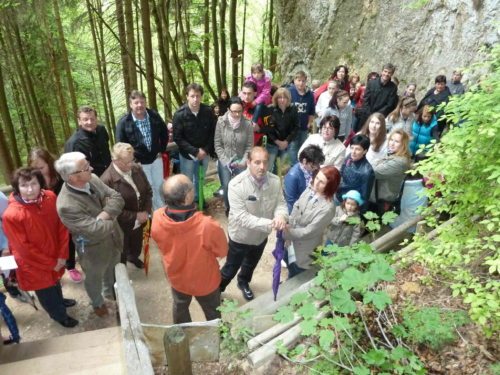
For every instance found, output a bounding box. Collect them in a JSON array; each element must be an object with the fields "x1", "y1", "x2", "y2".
[
  {"x1": 141, "y1": 157, "x2": 165, "y2": 211},
  {"x1": 266, "y1": 143, "x2": 293, "y2": 173},
  {"x1": 289, "y1": 129, "x2": 309, "y2": 166},
  {"x1": 179, "y1": 154, "x2": 209, "y2": 202},
  {"x1": 217, "y1": 161, "x2": 244, "y2": 210}
]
